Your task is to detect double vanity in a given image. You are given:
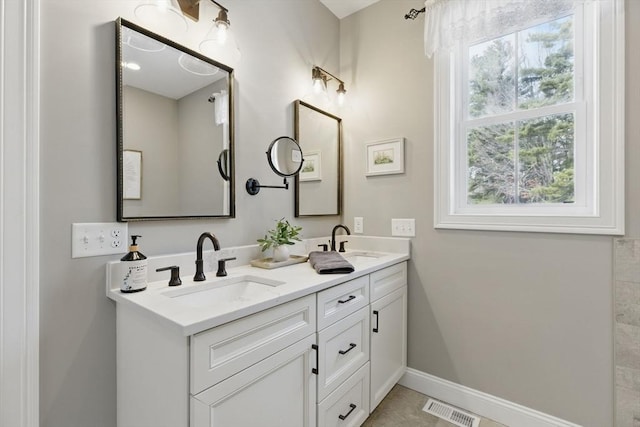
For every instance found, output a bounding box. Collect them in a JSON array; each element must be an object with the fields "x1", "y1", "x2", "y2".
[
  {"x1": 113, "y1": 15, "x2": 407, "y2": 427},
  {"x1": 107, "y1": 236, "x2": 409, "y2": 427}
]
